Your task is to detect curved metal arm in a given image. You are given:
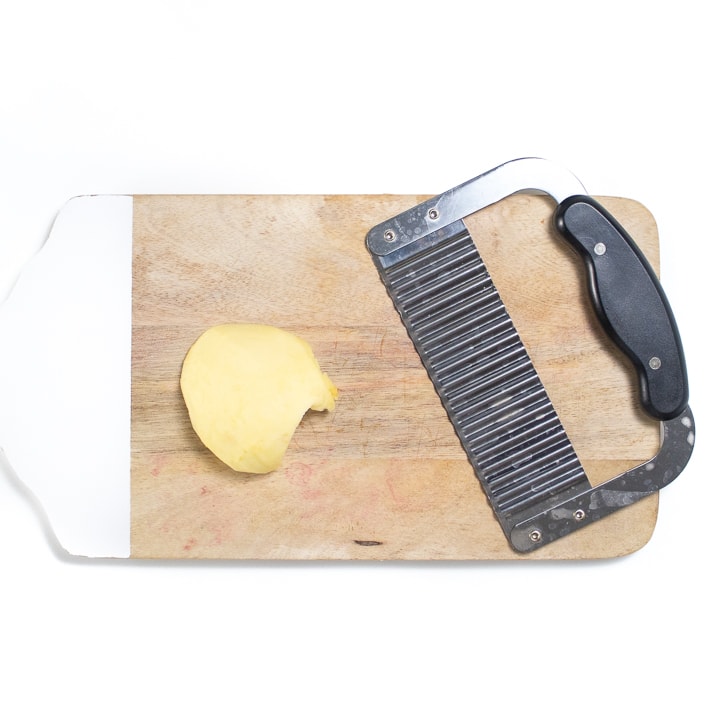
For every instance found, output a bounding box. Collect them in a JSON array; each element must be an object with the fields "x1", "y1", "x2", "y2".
[
  {"x1": 510, "y1": 406, "x2": 695, "y2": 552},
  {"x1": 366, "y1": 157, "x2": 586, "y2": 256}
]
